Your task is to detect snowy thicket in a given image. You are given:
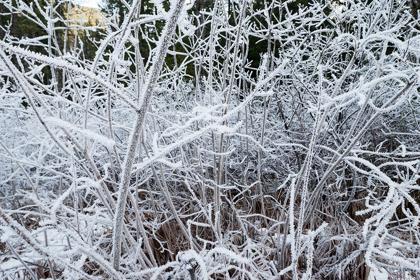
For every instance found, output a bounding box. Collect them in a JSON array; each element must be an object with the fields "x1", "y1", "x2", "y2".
[{"x1": 1, "y1": 0, "x2": 420, "y2": 279}]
